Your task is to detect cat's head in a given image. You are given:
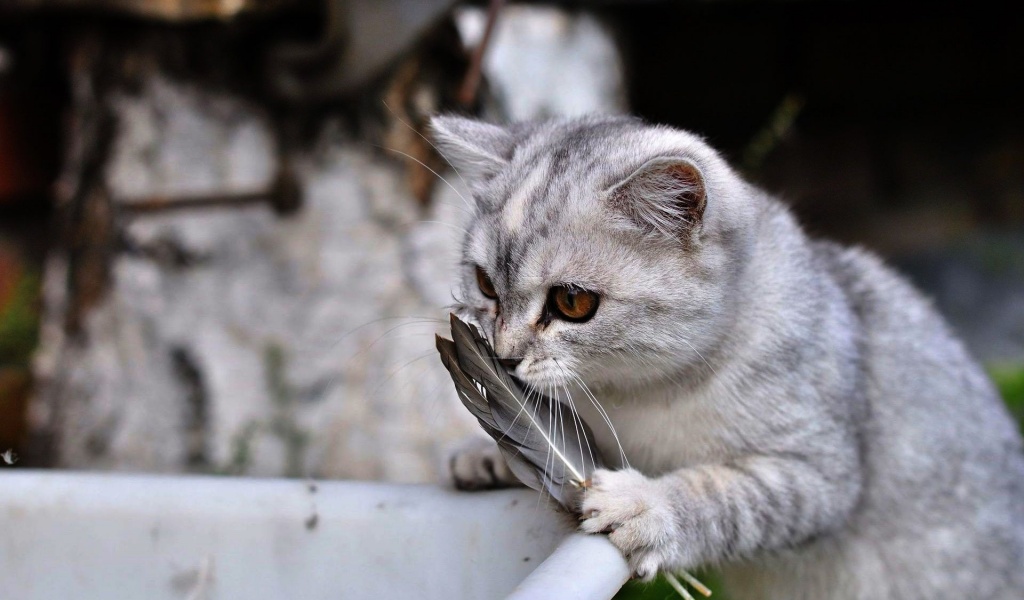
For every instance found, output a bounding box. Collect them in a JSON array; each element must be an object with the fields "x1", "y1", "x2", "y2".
[{"x1": 433, "y1": 115, "x2": 755, "y2": 393}]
